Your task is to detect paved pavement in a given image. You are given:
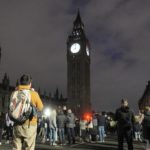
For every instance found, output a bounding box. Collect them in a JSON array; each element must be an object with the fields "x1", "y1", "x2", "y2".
[{"x1": 0, "y1": 135, "x2": 146, "y2": 150}]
